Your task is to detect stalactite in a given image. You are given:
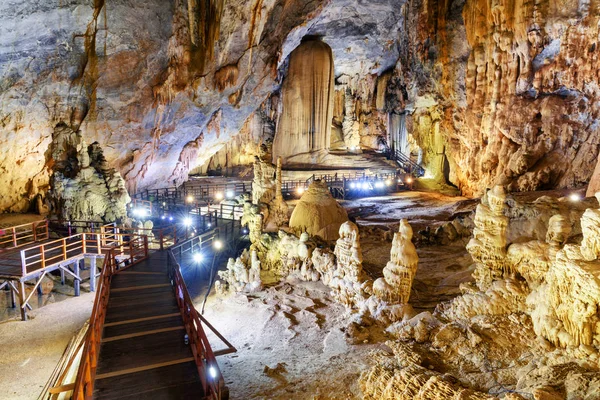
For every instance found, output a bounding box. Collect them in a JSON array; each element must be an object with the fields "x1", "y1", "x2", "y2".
[{"x1": 187, "y1": 0, "x2": 224, "y2": 71}]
